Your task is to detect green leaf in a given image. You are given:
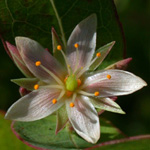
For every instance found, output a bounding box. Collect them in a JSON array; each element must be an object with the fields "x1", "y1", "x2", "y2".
[
  {"x1": 0, "y1": 111, "x2": 33, "y2": 150},
  {"x1": 0, "y1": 0, "x2": 124, "y2": 67},
  {"x1": 89, "y1": 135, "x2": 150, "y2": 150},
  {"x1": 13, "y1": 115, "x2": 125, "y2": 150}
]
